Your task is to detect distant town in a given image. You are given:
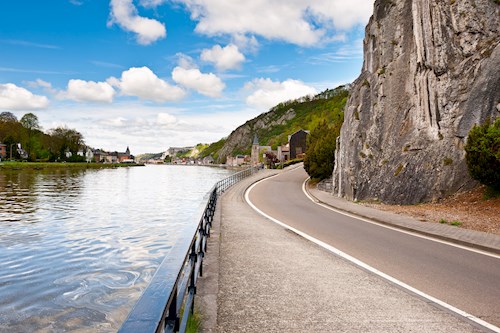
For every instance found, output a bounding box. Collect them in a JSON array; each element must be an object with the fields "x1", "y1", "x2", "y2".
[{"x1": 138, "y1": 129, "x2": 309, "y2": 169}]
